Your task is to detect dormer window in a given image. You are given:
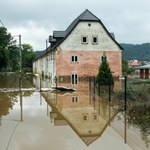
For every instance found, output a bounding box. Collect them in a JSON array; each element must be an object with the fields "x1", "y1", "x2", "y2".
[
  {"x1": 81, "y1": 36, "x2": 88, "y2": 44},
  {"x1": 92, "y1": 35, "x2": 98, "y2": 44}
]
